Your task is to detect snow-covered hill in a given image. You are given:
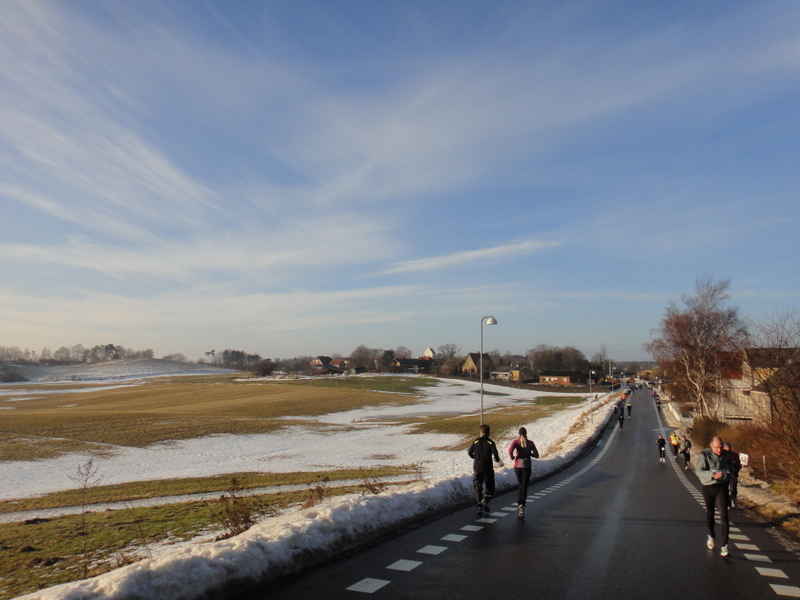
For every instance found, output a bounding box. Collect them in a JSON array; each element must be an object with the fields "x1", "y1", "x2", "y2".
[{"x1": 11, "y1": 358, "x2": 234, "y2": 383}]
